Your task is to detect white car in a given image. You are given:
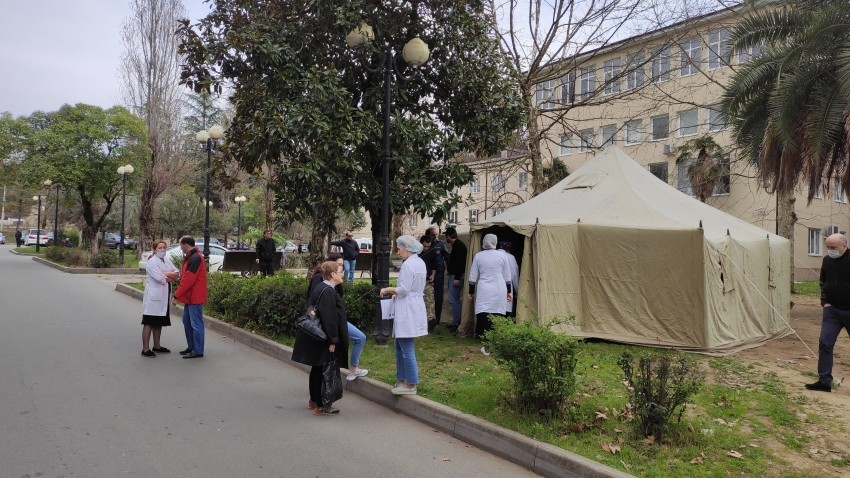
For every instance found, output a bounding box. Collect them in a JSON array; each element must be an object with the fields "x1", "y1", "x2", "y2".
[
  {"x1": 24, "y1": 229, "x2": 50, "y2": 246},
  {"x1": 138, "y1": 244, "x2": 180, "y2": 270},
  {"x1": 166, "y1": 243, "x2": 227, "y2": 272}
]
